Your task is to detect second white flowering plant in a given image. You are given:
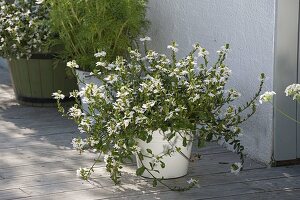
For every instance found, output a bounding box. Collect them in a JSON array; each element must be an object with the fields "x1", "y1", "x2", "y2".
[
  {"x1": 54, "y1": 38, "x2": 265, "y2": 191},
  {"x1": 0, "y1": 0, "x2": 51, "y2": 59}
]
